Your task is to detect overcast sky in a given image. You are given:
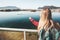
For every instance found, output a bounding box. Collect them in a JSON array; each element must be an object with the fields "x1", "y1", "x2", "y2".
[{"x1": 0, "y1": 0, "x2": 60, "y2": 9}]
